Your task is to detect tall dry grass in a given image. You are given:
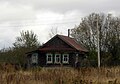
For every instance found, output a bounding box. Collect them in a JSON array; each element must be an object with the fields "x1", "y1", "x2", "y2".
[{"x1": 0, "y1": 66, "x2": 120, "y2": 84}]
